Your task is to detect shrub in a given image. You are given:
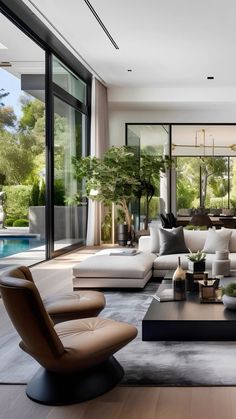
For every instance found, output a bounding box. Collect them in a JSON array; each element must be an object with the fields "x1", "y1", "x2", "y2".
[
  {"x1": 208, "y1": 196, "x2": 228, "y2": 209},
  {"x1": 4, "y1": 217, "x2": 16, "y2": 227},
  {"x1": 30, "y1": 178, "x2": 40, "y2": 206},
  {"x1": 184, "y1": 224, "x2": 207, "y2": 231},
  {"x1": 38, "y1": 179, "x2": 46, "y2": 205},
  {"x1": 13, "y1": 219, "x2": 29, "y2": 227},
  {"x1": 54, "y1": 179, "x2": 65, "y2": 206},
  {"x1": 3, "y1": 185, "x2": 31, "y2": 219}
]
